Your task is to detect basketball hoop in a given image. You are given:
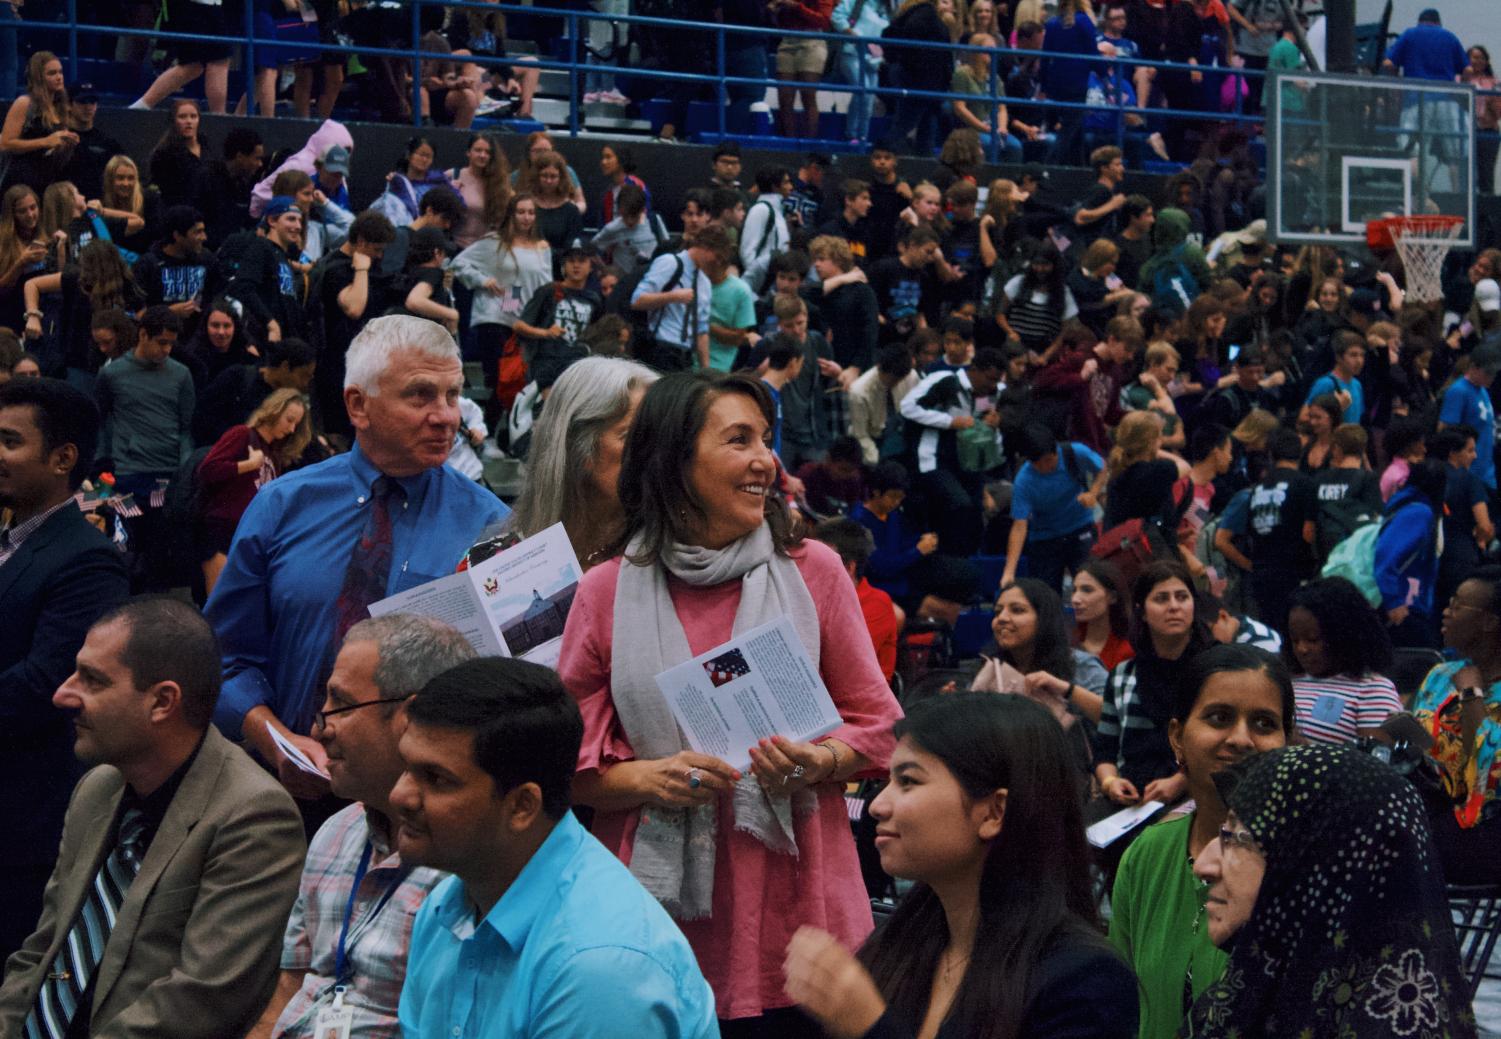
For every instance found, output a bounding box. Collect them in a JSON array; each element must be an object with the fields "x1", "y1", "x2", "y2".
[{"x1": 1368, "y1": 215, "x2": 1464, "y2": 305}]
